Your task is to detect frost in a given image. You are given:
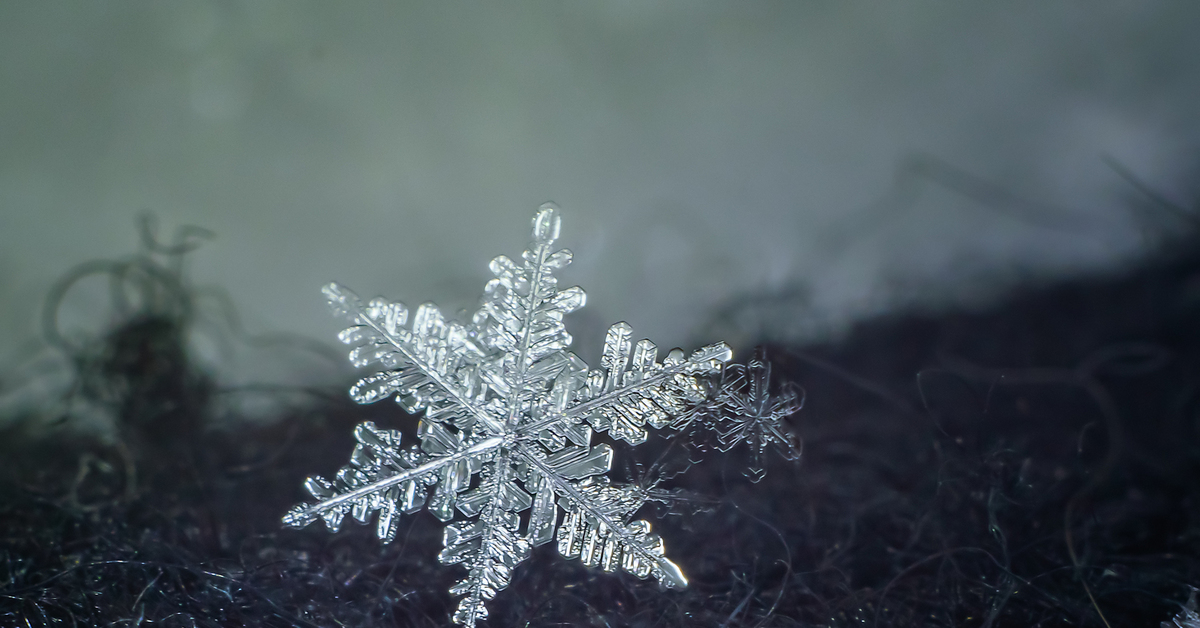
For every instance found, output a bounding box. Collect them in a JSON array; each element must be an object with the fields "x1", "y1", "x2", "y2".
[{"x1": 283, "y1": 204, "x2": 730, "y2": 626}]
